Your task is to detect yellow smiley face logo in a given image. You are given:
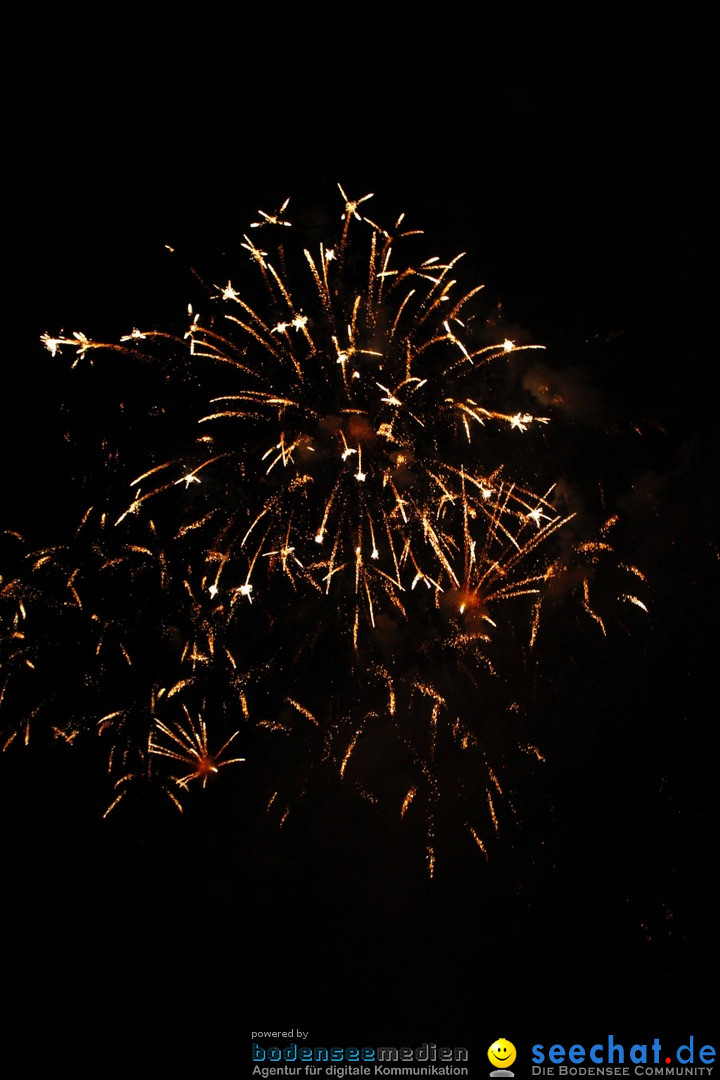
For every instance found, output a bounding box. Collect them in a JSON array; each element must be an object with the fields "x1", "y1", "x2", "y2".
[{"x1": 488, "y1": 1039, "x2": 517, "y2": 1069}]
